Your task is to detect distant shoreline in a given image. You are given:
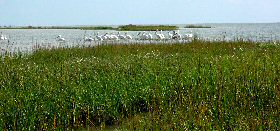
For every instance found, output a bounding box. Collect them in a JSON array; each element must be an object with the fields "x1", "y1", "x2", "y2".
[
  {"x1": 1, "y1": 23, "x2": 279, "y2": 30},
  {"x1": 0, "y1": 25, "x2": 178, "y2": 31}
]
